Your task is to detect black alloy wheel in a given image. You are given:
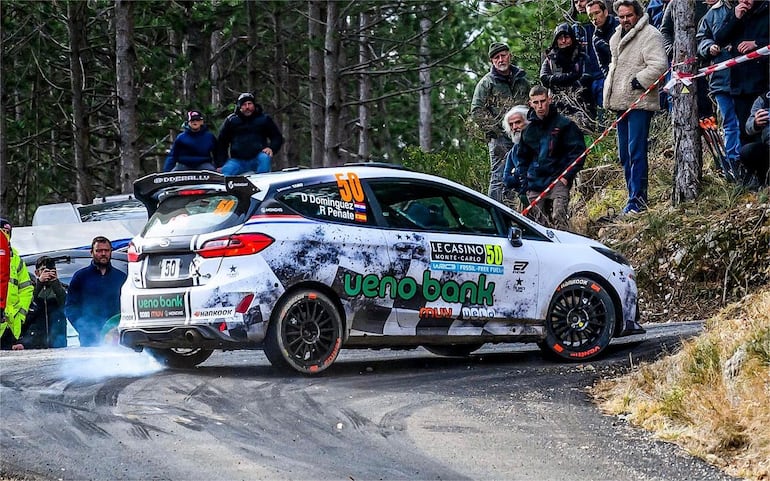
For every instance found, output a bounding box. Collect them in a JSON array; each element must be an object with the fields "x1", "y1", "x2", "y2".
[
  {"x1": 264, "y1": 289, "x2": 343, "y2": 375},
  {"x1": 540, "y1": 277, "x2": 615, "y2": 361}
]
